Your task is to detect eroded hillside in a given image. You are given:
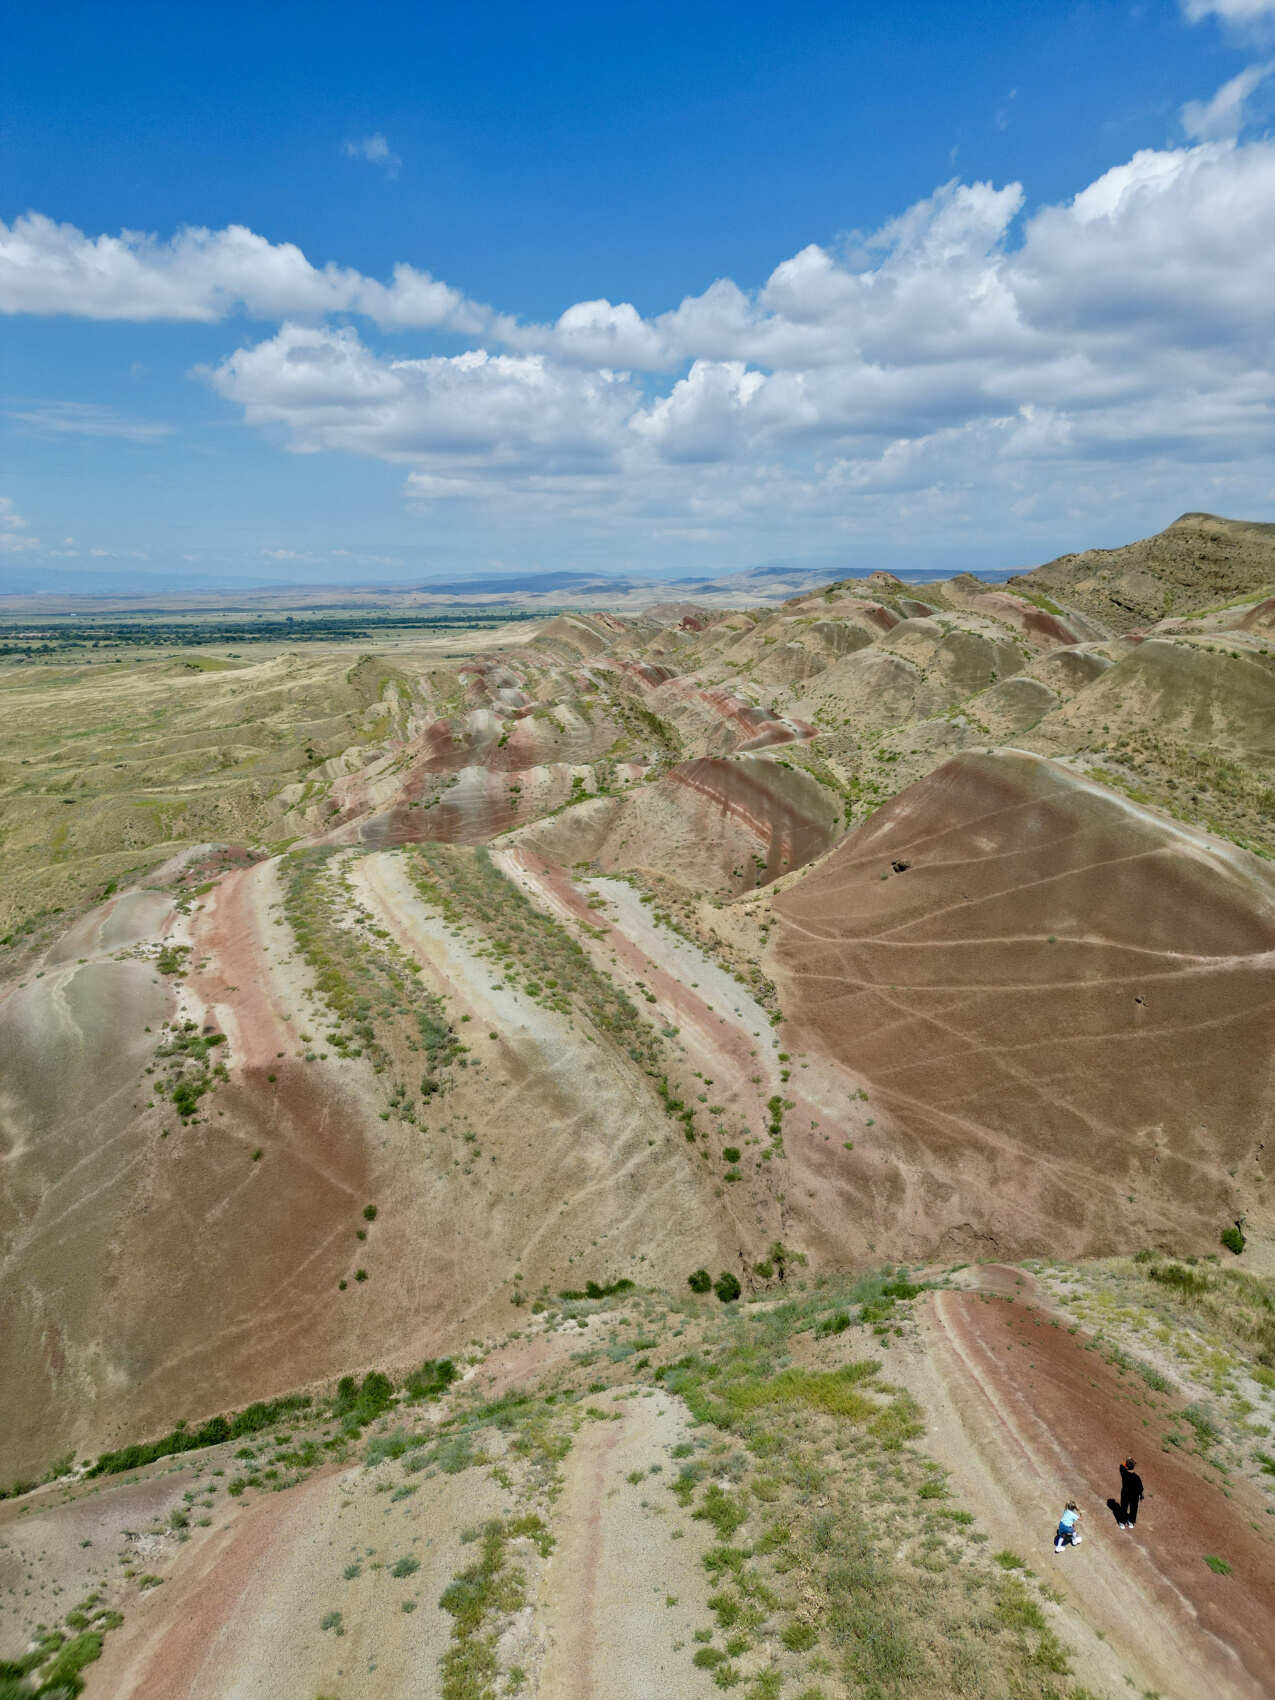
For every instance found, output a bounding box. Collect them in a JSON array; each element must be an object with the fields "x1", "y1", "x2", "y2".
[
  {"x1": 2, "y1": 514, "x2": 1274, "y2": 1698},
  {"x1": 3, "y1": 515, "x2": 1274, "y2": 1484}
]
